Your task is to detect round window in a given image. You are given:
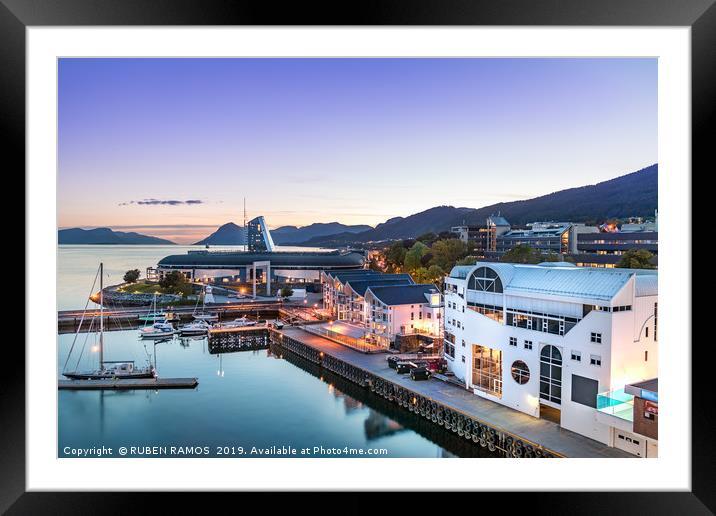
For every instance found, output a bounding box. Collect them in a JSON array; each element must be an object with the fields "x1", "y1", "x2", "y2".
[{"x1": 511, "y1": 360, "x2": 530, "y2": 385}]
